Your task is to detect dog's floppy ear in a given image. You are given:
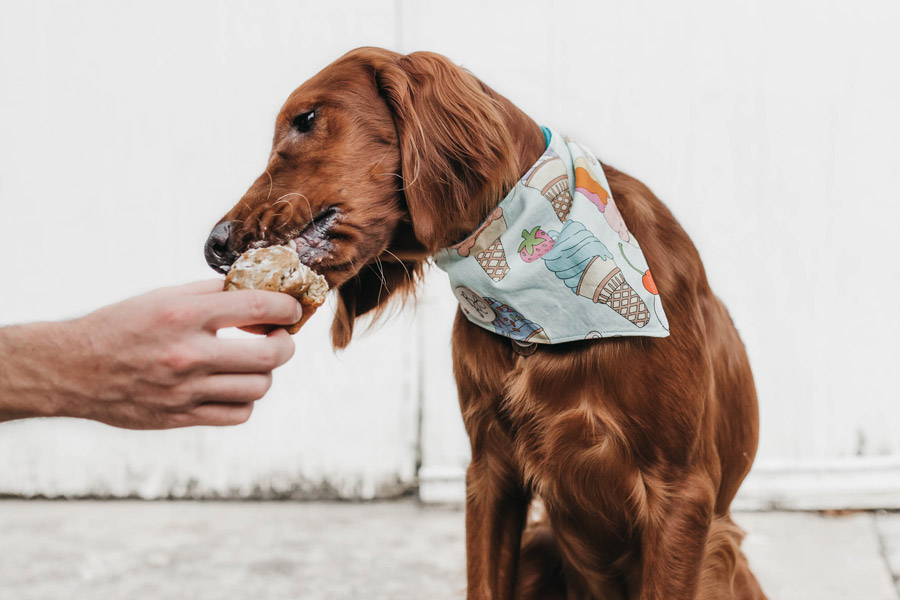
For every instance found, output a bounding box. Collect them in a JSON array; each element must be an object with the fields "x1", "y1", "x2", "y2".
[
  {"x1": 330, "y1": 49, "x2": 527, "y2": 349},
  {"x1": 373, "y1": 51, "x2": 518, "y2": 252}
]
